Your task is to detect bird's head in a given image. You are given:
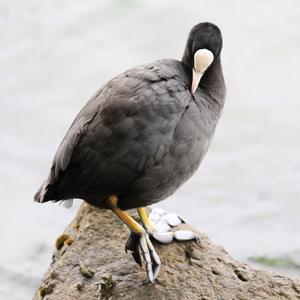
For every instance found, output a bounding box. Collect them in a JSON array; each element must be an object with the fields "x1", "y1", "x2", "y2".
[{"x1": 182, "y1": 22, "x2": 223, "y2": 94}]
